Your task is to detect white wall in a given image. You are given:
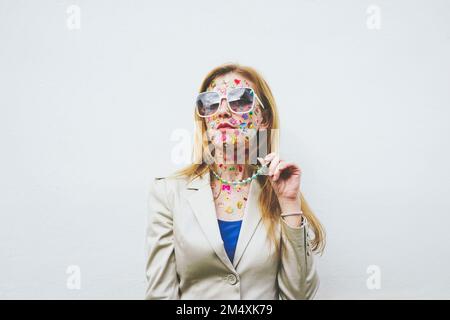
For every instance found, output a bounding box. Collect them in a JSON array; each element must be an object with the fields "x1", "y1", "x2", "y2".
[{"x1": 1, "y1": 0, "x2": 449, "y2": 299}]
